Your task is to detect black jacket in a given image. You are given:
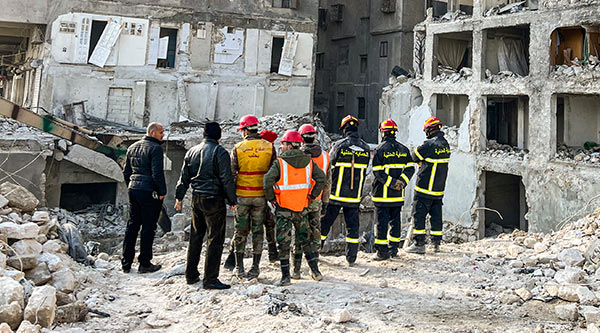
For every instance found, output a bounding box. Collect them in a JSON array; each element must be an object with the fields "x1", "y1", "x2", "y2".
[
  {"x1": 411, "y1": 131, "x2": 451, "y2": 200},
  {"x1": 371, "y1": 136, "x2": 416, "y2": 207},
  {"x1": 329, "y1": 131, "x2": 371, "y2": 208},
  {"x1": 123, "y1": 136, "x2": 167, "y2": 196},
  {"x1": 175, "y1": 138, "x2": 237, "y2": 206}
]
